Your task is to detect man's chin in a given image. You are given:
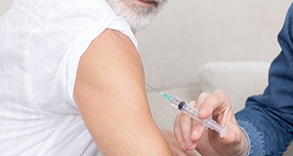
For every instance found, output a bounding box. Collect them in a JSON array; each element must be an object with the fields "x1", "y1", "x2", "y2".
[
  {"x1": 126, "y1": 13, "x2": 155, "y2": 33},
  {"x1": 105, "y1": 0, "x2": 165, "y2": 33}
]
